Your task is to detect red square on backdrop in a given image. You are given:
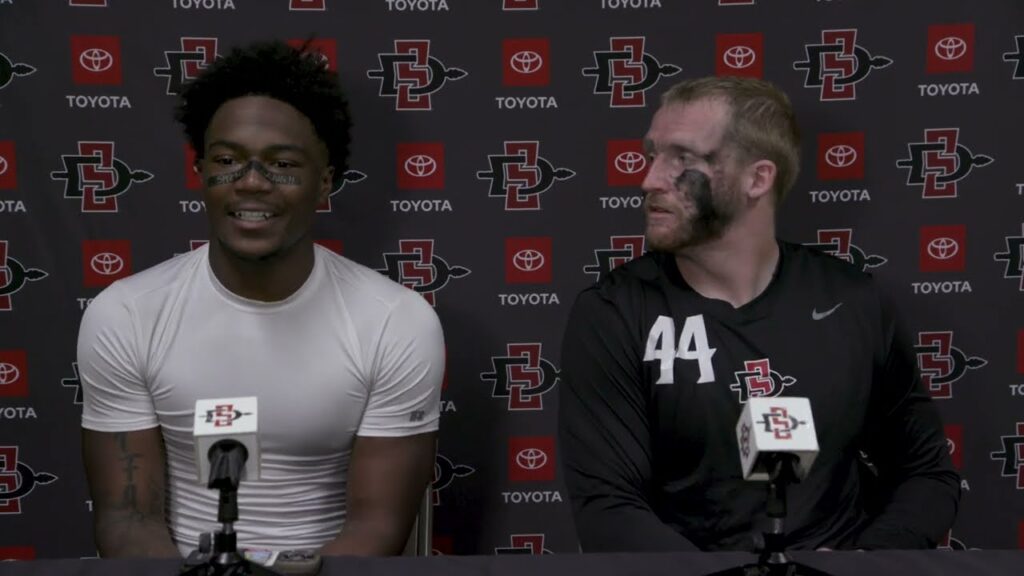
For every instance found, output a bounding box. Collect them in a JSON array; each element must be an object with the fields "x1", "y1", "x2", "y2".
[
  {"x1": 508, "y1": 436, "x2": 556, "y2": 482},
  {"x1": 505, "y1": 237, "x2": 552, "y2": 284},
  {"x1": 69, "y1": 0, "x2": 107, "y2": 6},
  {"x1": 0, "y1": 546, "x2": 35, "y2": 560},
  {"x1": 0, "y1": 350, "x2": 28, "y2": 398},
  {"x1": 288, "y1": 38, "x2": 338, "y2": 72},
  {"x1": 289, "y1": 0, "x2": 326, "y2": 10},
  {"x1": 919, "y1": 225, "x2": 966, "y2": 272},
  {"x1": 503, "y1": 38, "x2": 550, "y2": 87},
  {"x1": 0, "y1": 141, "x2": 17, "y2": 189},
  {"x1": 715, "y1": 33, "x2": 763, "y2": 78},
  {"x1": 503, "y1": 0, "x2": 538, "y2": 9},
  {"x1": 927, "y1": 23, "x2": 974, "y2": 74},
  {"x1": 71, "y1": 35, "x2": 122, "y2": 85},
  {"x1": 606, "y1": 139, "x2": 647, "y2": 187},
  {"x1": 944, "y1": 424, "x2": 962, "y2": 469},
  {"x1": 432, "y1": 535, "x2": 454, "y2": 555},
  {"x1": 397, "y1": 143, "x2": 445, "y2": 190},
  {"x1": 817, "y1": 132, "x2": 865, "y2": 181},
  {"x1": 1017, "y1": 329, "x2": 1024, "y2": 375},
  {"x1": 315, "y1": 239, "x2": 343, "y2": 255},
  {"x1": 83, "y1": 240, "x2": 132, "y2": 287}
]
